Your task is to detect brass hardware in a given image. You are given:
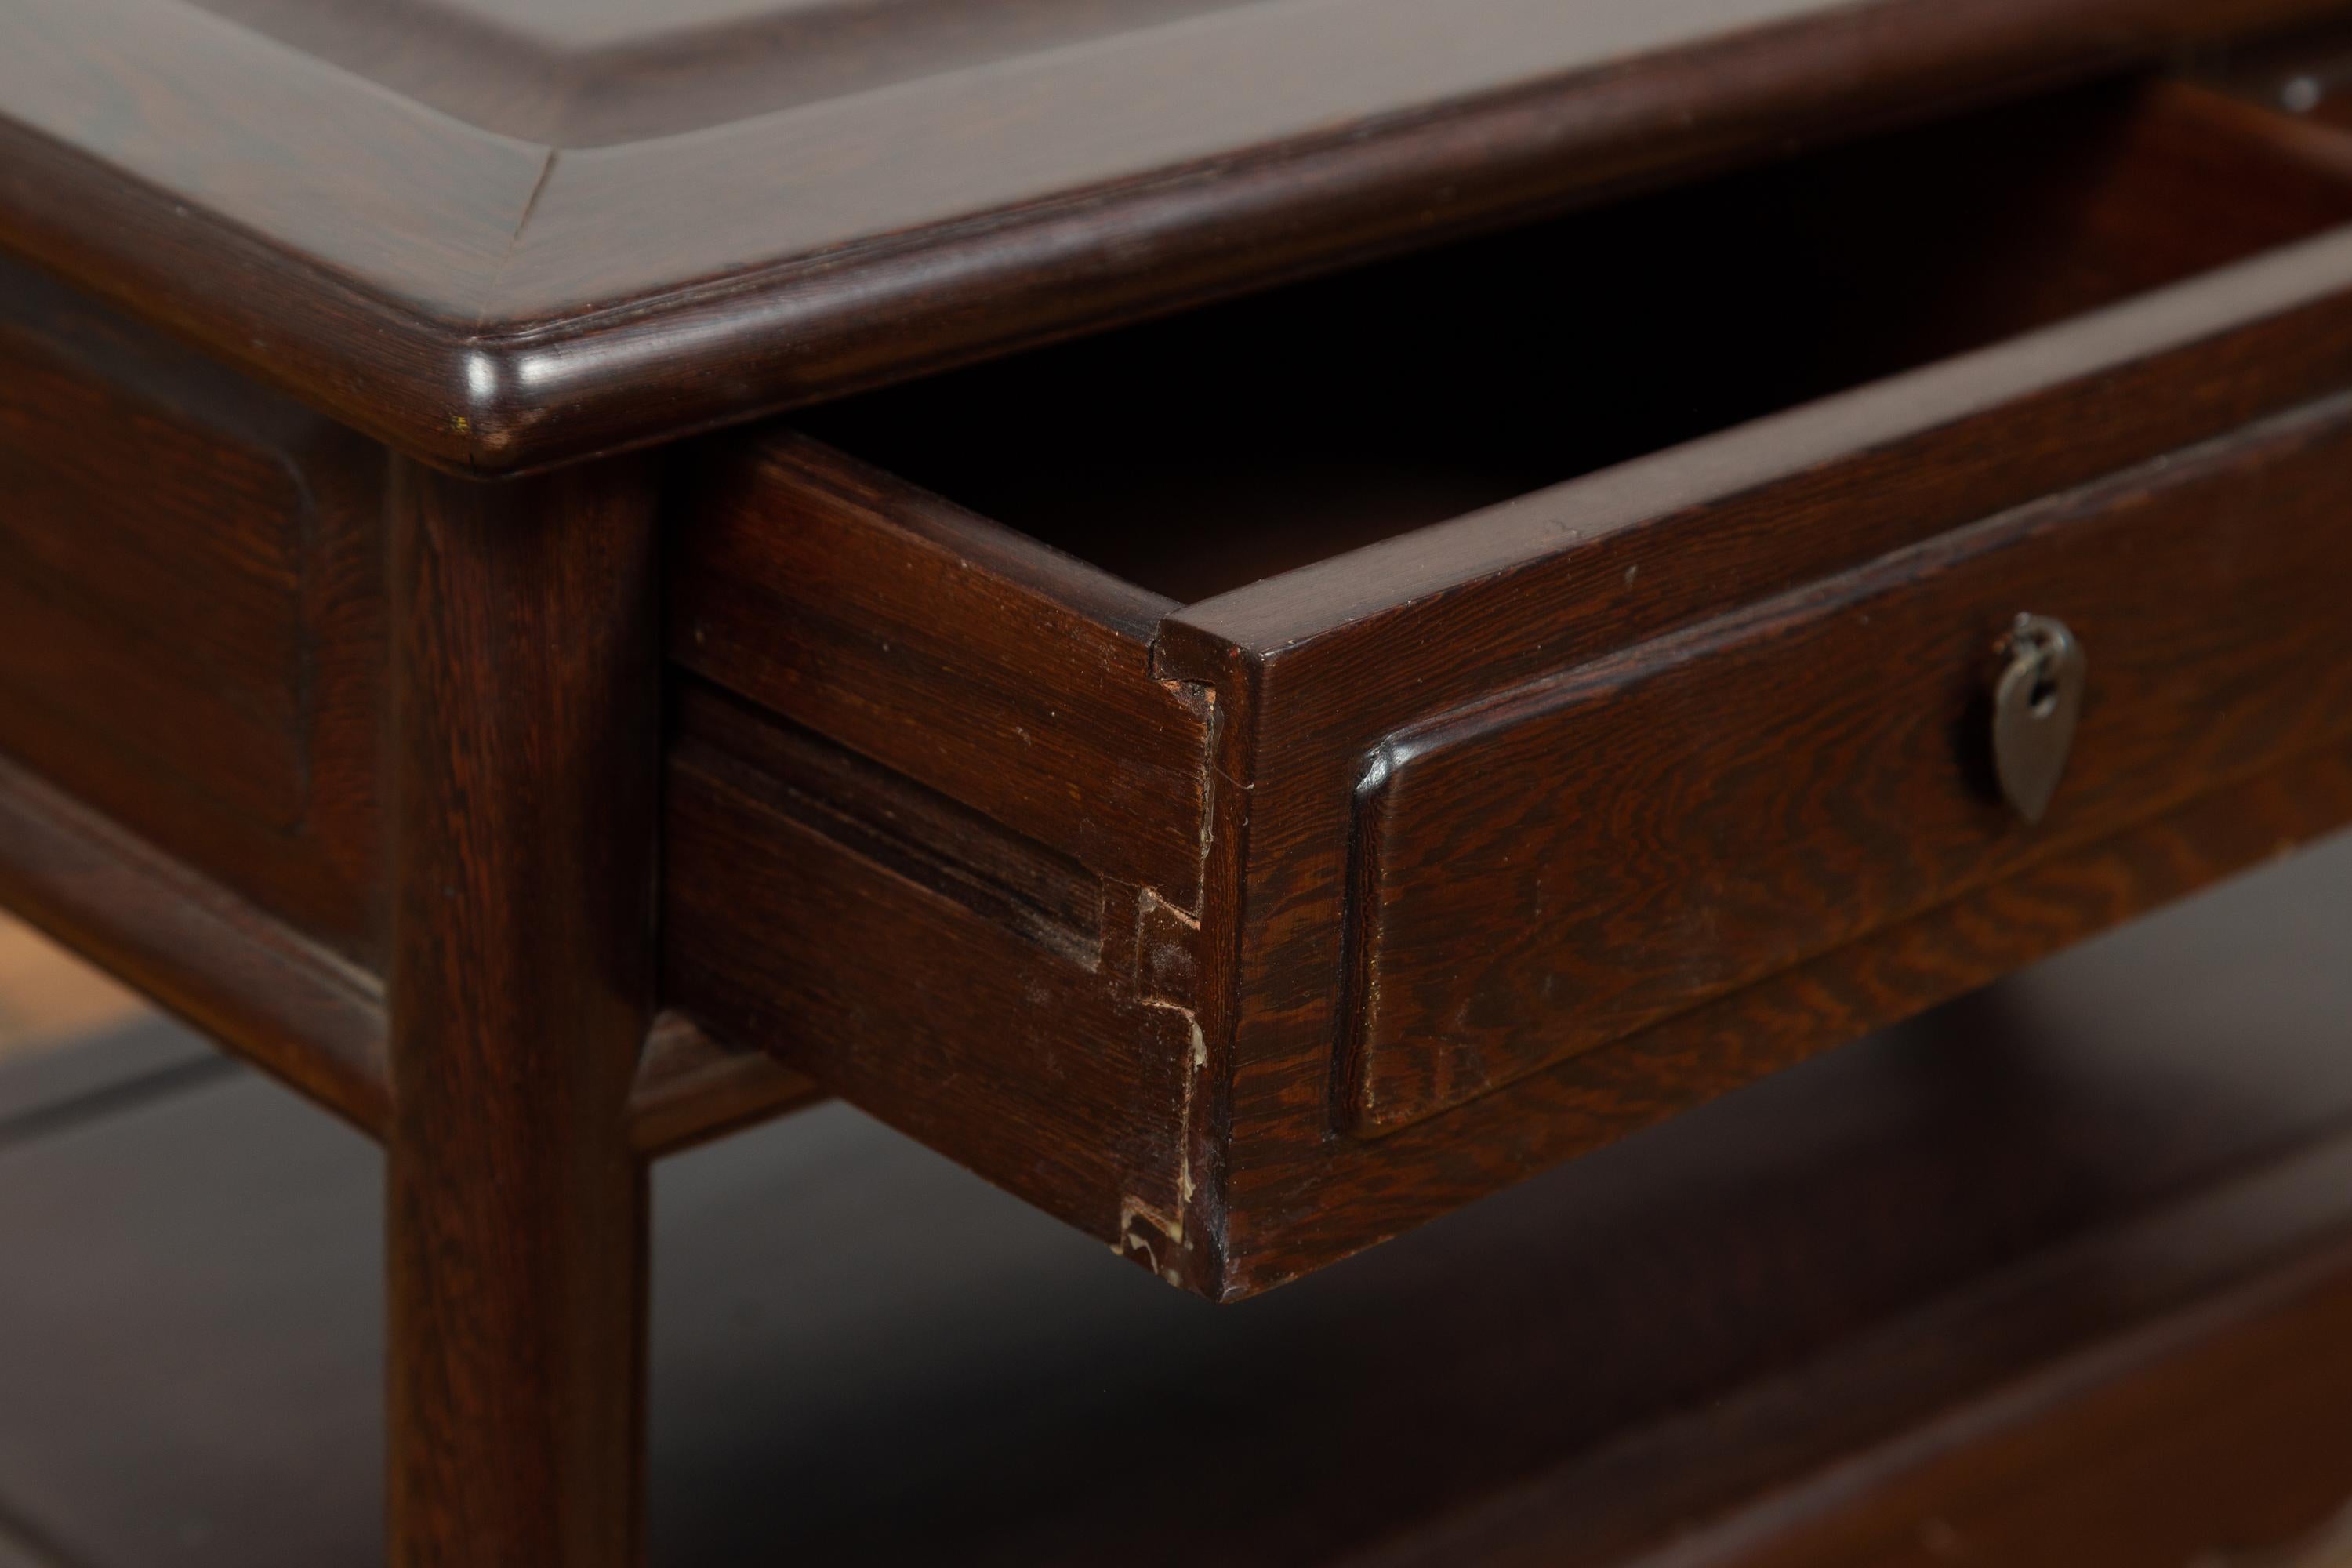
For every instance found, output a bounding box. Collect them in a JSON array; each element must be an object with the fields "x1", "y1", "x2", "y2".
[{"x1": 1991, "y1": 613, "x2": 2084, "y2": 826}]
